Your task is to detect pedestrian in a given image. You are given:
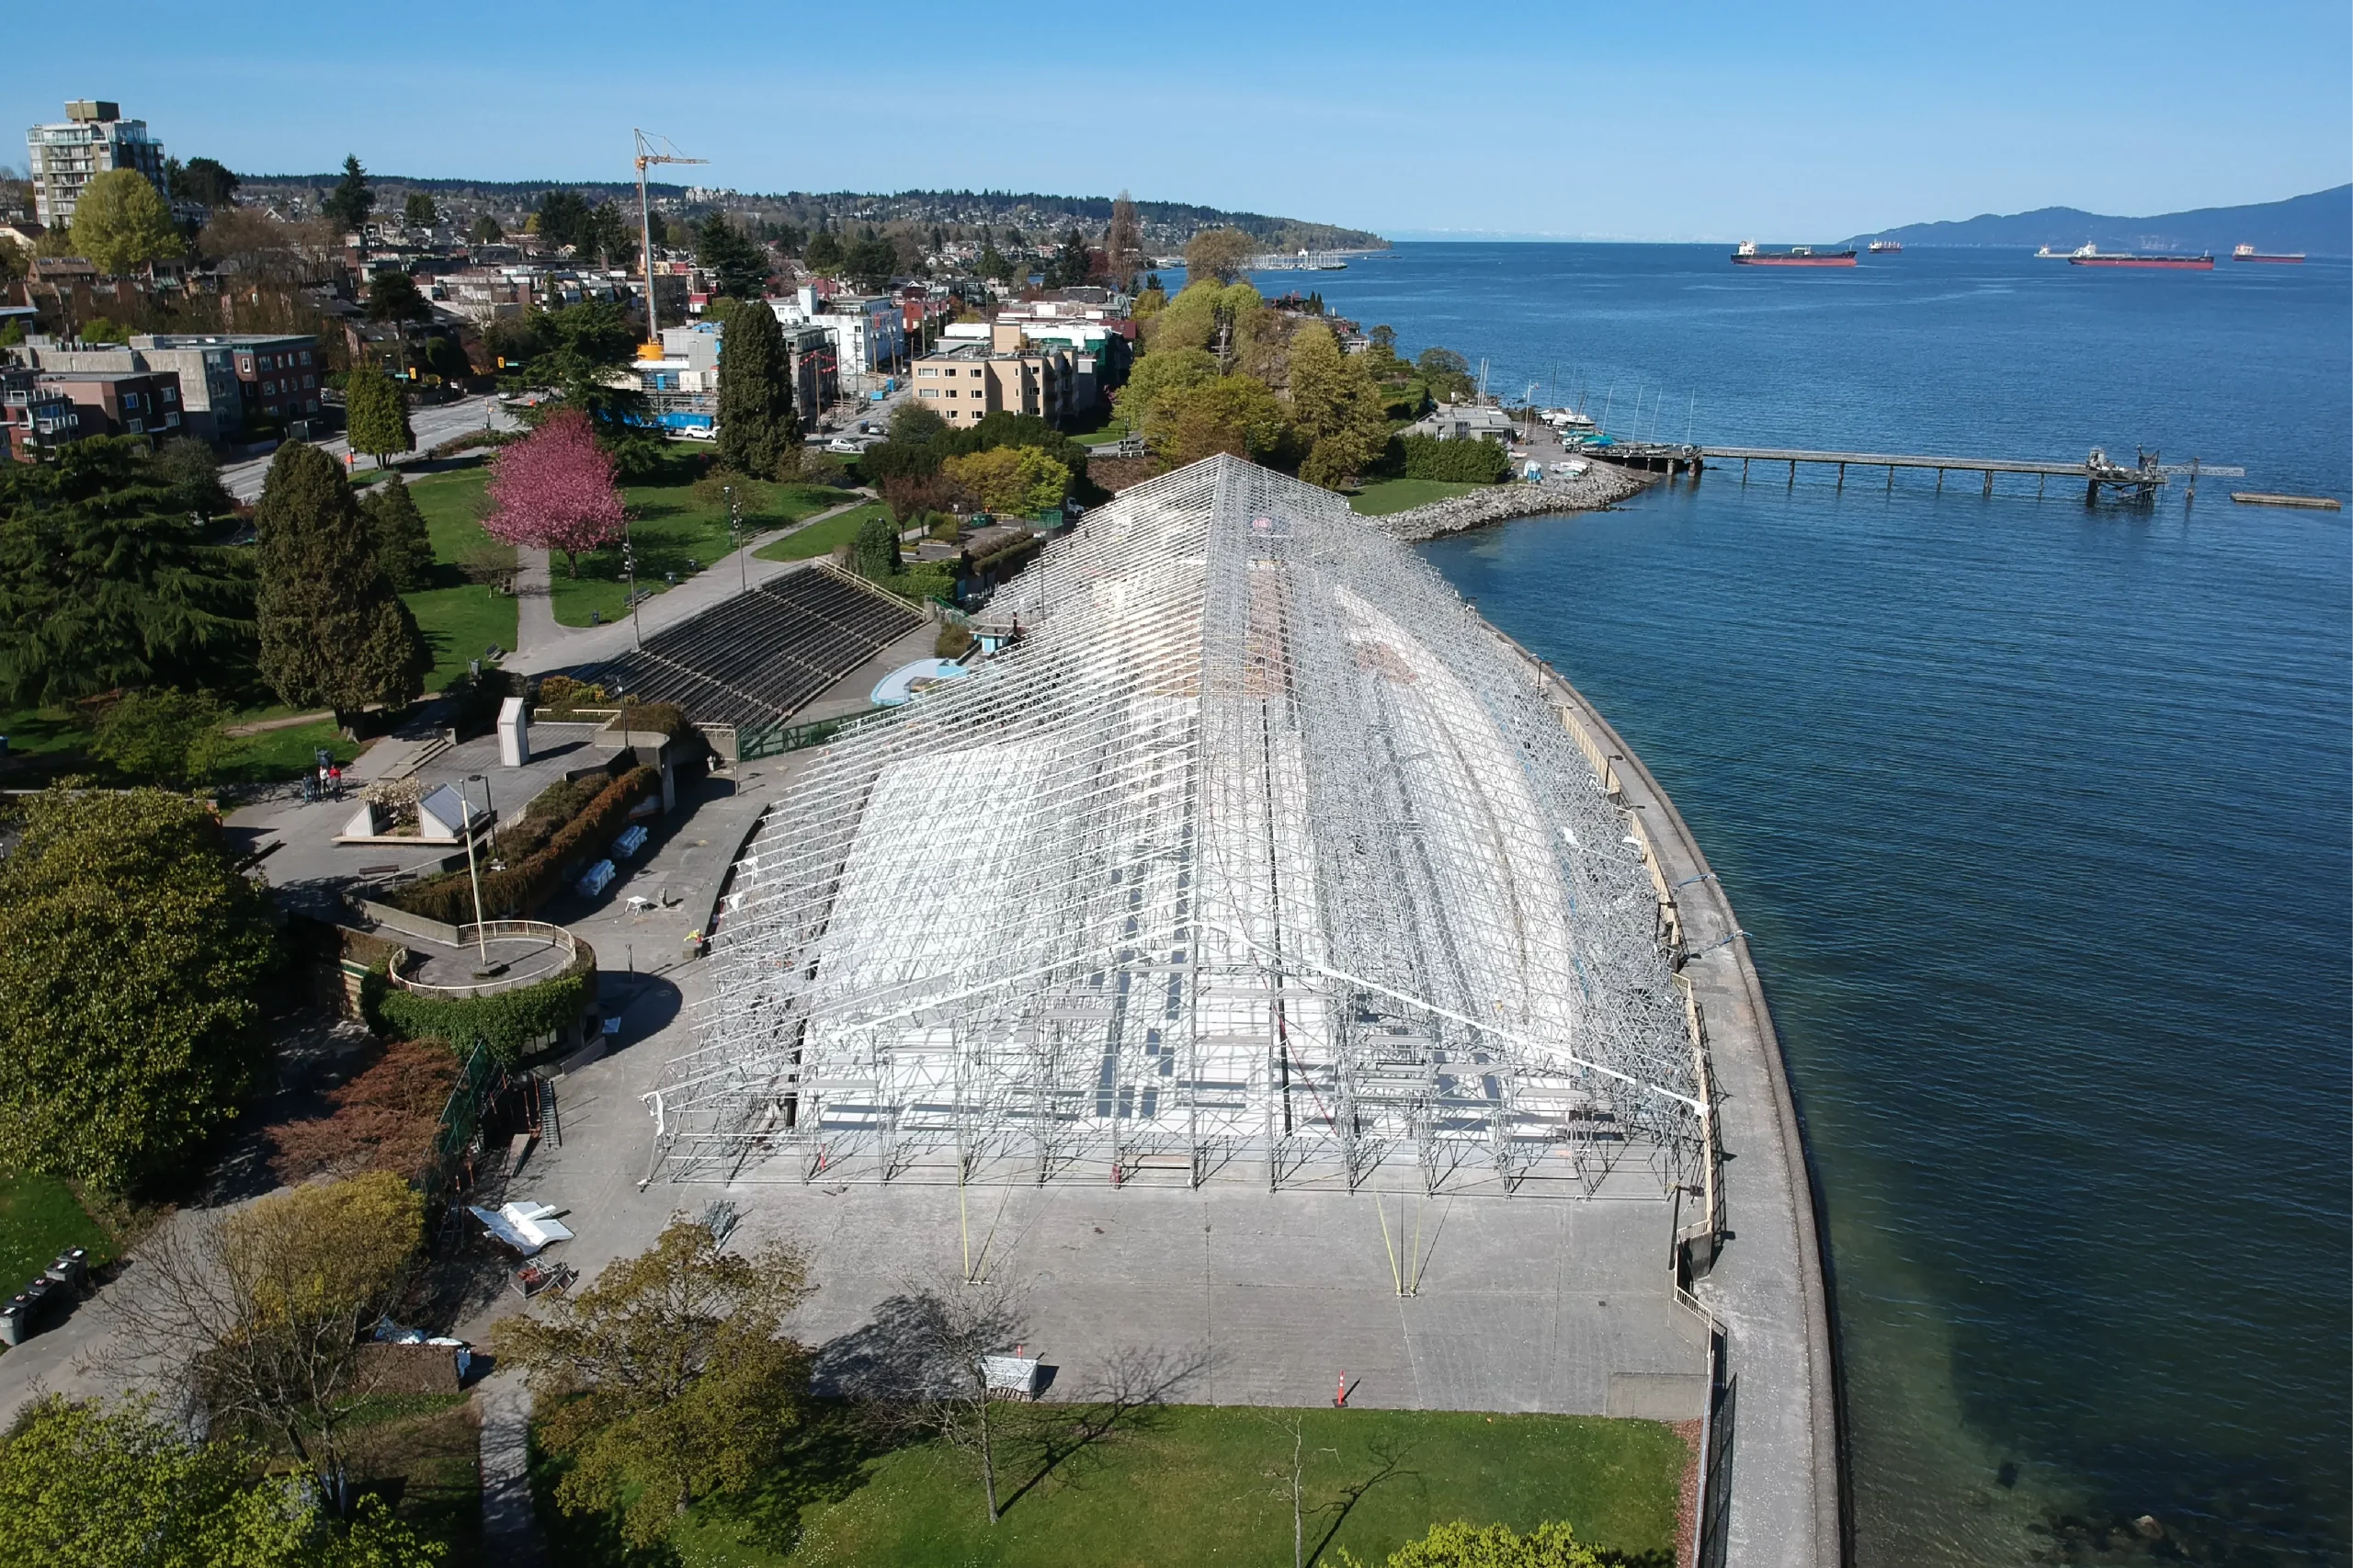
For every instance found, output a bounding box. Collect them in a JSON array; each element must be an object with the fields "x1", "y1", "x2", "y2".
[{"x1": 327, "y1": 762, "x2": 343, "y2": 796}]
